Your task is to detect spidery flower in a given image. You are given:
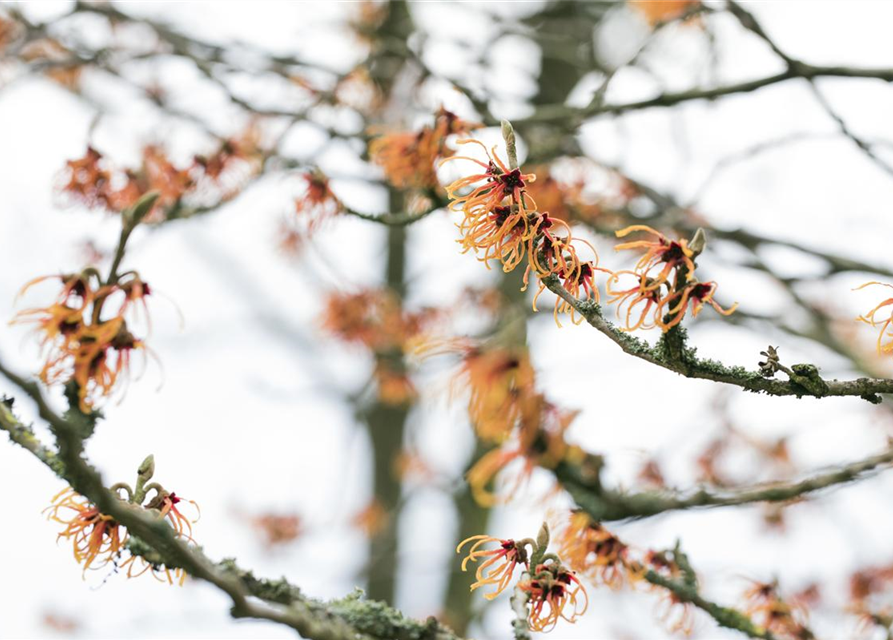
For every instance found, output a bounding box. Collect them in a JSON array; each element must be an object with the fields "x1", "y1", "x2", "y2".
[
  {"x1": 44, "y1": 488, "x2": 126, "y2": 576},
  {"x1": 456, "y1": 535, "x2": 529, "y2": 599},
  {"x1": 46, "y1": 460, "x2": 200, "y2": 587},
  {"x1": 321, "y1": 289, "x2": 434, "y2": 353},
  {"x1": 145, "y1": 490, "x2": 201, "y2": 542},
  {"x1": 443, "y1": 137, "x2": 536, "y2": 228},
  {"x1": 656, "y1": 280, "x2": 738, "y2": 331},
  {"x1": 741, "y1": 580, "x2": 813, "y2": 639},
  {"x1": 442, "y1": 135, "x2": 605, "y2": 326},
  {"x1": 519, "y1": 562, "x2": 589, "y2": 632},
  {"x1": 532, "y1": 260, "x2": 607, "y2": 327},
  {"x1": 614, "y1": 225, "x2": 696, "y2": 289},
  {"x1": 322, "y1": 289, "x2": 436, "y2": 405},
  {"x1": 855, "y1": 281, "x2": 893, "y2": 355},
  {"x1": 12, "y1": 272, "x2": 155, "y2": 412},
  {"x1": 606, "y1": 271, "x2": 664, "y2": 331},
  {"x1": 371, "y1": 107, "x2": 477, "y2": 190},
  {"x1": 293, "y1": 170, "x2": 343, "y2": 233},
  {"x1": 448, "y1": 345, "x2": 537, "y2": 443},
  {"x1": 373, "y1": 360, "x2": 417, "y2": 406},
  {"x1": 612, "y1": 225, "x2": 736, "y2": 331},
  {"x1": 558, "y1": 512, "x2": 631, "y2": 589},
  {"x1": 466, "y1": 394, "x2": 583, "y2": 506}
]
